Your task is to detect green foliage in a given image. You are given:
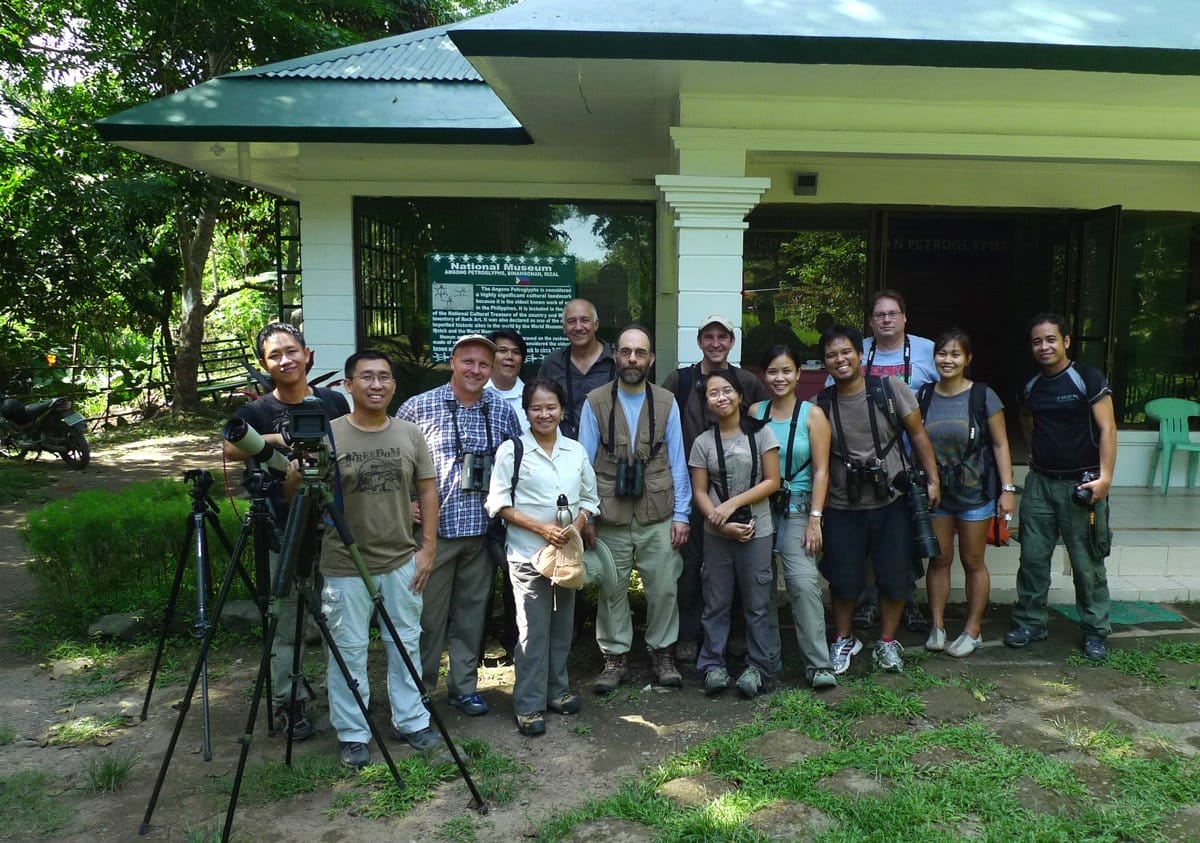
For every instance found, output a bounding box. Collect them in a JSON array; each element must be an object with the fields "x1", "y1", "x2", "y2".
[
  {"x1": 82, "y1": 748, "x2": 139, "y2": 793},
  {"x1": 220, "y1": 754, "x2": 349, "y2": 804},
  {"x1": 0, "y1": 770, "x2": 72, "y2": 838},
  {"x1": 1067, "y1": 639, "x2": 1200, "y2": 685},
  {"x1": 0, "y1": 726, "x2": 15, "y2": 745},
  {"x1": 22, "y1": 478, "x2": 249, "y2": 632},
  {"x1": 0, "y1": 463, "x2": 58, "y2": 506},
  {"x1": 47, "y1": 714, "x2": 126, "y2": 745},
  {"x1": 439, "y1": 816, "x2": 478, "y2": 843}
]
